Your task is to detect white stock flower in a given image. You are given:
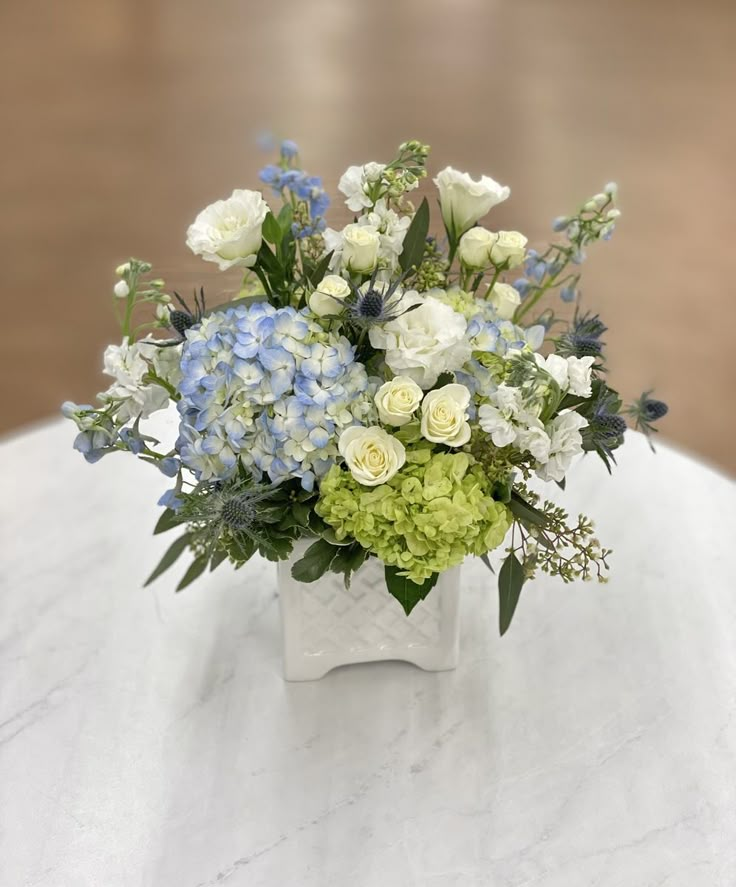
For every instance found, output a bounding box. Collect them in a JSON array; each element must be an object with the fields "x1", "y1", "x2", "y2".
[
  {"x1": 309, "y1": 274, "x2": 352, "y2": 317},
  {"x1": 113, "y1": 280, "x2": 130, "y2": 299},
  {"x1": 420, "y1": 384, "x2": 472, "y2": 447},
  {"x1": 536, "y1": 353, "x2": 570, "y2": 390},
  {"x1": 375, "y1": 376, "x2": 424, "y2": 426},
  {"x1": 566, "y1": 356, "x2": 596, "y2": 397},
  {"x1": 100, "y1": 338, "x2": 171, "y2": 422},
  {"x1": 433, "y1": 166, "x2": 510, "y2": 236},
  {"x1": 458, "y1": 227, "x2": 497, "y2": 270},
  {"x1": 338, "y1": 425, "x2": 406, "y2": 486},
  {"x1": 186, "y1": 189, "x2": 269, "y2": 271},
  {"x1": 338, "y1": 162, "x2": 387, "y2": 211},
  {"x1": 478, "y1": 385, "x2": 523, "y2": 447},
  {"x1": 361, "y1": 199, "x2": 411, "y2": 272},
  {"x1": 325, "y1": 200, "x2": 410, "y2": 275},
  {"x1": 488, "y1": 282, "x2": 521, "y2": 320},
  {"x1": 516, "y1": 419, "x2": 551, "y2": 462},
  {"x1": 369, "y1": 295, "x2": 471, "y2": 389},
  {"x1": 535, "y1": 411, "x2": 587, "y2": 482},
  {"x1": 490, "y1": 231, "x2": 528, "y2": 269}
]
